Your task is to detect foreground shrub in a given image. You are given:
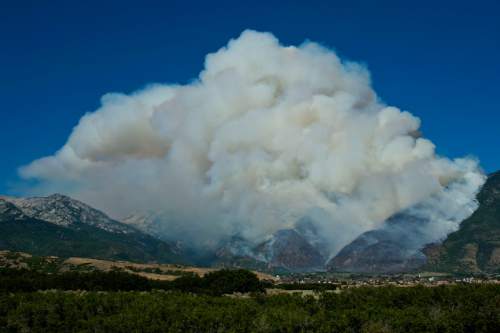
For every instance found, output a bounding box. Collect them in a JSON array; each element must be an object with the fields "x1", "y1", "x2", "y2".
[{"x1": 0, "y1": 284, "x2": 499, "y2": 332}]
